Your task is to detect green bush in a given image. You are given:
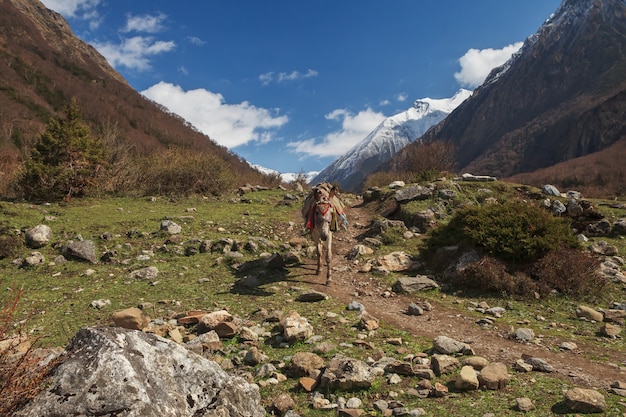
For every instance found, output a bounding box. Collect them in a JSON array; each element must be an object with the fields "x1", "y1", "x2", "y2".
[
  {"x1": 17, "y1": 99, "x2": 107, "y2": 202},
  {"x1": 426, "y1": 200, "x2": 579, "y2": 263}
]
